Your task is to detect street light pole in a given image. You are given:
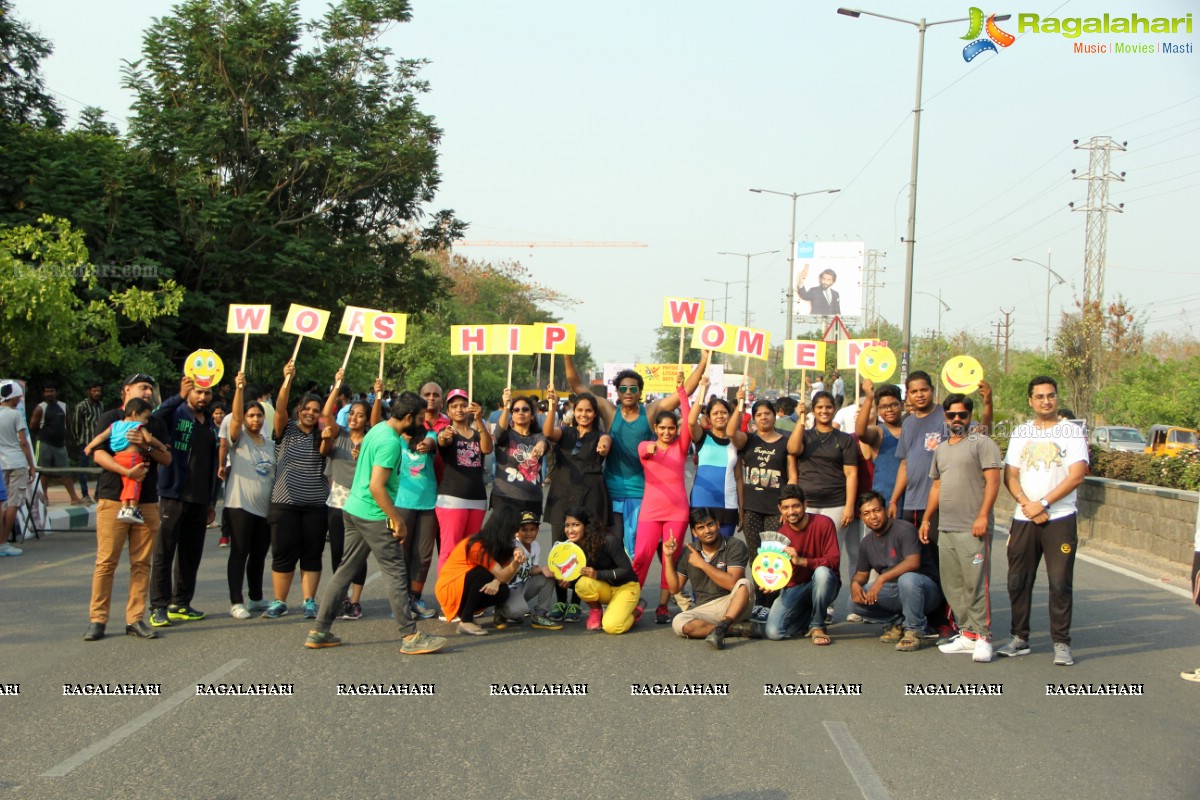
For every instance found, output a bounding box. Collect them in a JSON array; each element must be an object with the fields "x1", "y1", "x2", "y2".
[
  {"x1": 1012, "y1": 251, "x2": 1066, "y2": 356},
  {"x1": 717, "y1": 250, "x2": 779, "y2": 328},
  {"x1": 836, "y1": 8, "x2": 1009, "y2": 384},
  {"x1": 749, "y1": 187, "x2": 839, "y2": 395},
  {"x1": 914, "y1": 289, "x2": 950, "y2": 337}
]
